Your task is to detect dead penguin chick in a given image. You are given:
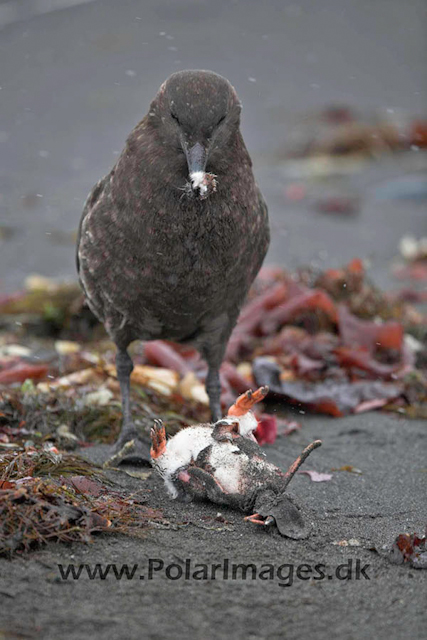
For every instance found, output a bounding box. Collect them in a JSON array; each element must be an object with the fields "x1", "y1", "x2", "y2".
[
  {"x1": 150, "y1": 387, "x2": 267, "y2": 498},
  {"x1": 151, "y1": 388, "x2": 322, "y2": 539}
]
